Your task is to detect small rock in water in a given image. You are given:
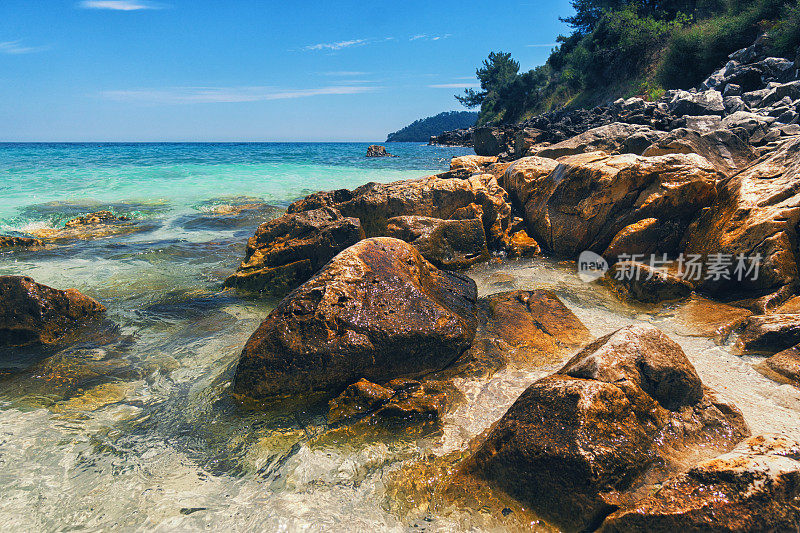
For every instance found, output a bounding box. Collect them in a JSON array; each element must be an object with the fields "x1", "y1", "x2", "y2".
[
  {"x1": 0, "y1": 235, "x2": 42, "y2": 249},
  {"x1": 366, "y1": 144, "x2": 393, "y2": 157},
  {"x1": 0, "y1": 275, "x2": 106, "y2": 347},
  {"x1": 64, "y1": 210, "x2": 130, "y2": 227},
  {"x1": 736, "y1": 314, "x2": 800, "y2": 355}
]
